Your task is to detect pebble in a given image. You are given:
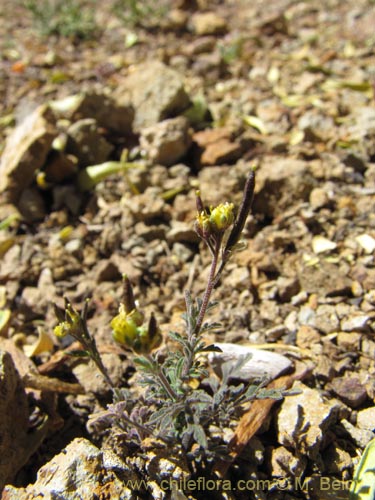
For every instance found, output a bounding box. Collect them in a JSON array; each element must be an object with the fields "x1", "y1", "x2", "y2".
[
  {"x1": 356, "y1": 234, "x2": 375, "y2": 254},
  {"x1": 139, "y1": 116, "x2": 192, "y2": 167},
  {"x1": 276, "y1": 276, "x2": 300, "y2": 302},
  {"x1": 296, "y1": 325, "x2": 321, "y2": 348},
  {"x1": 312, "y1": 235, "x2": 337, "y2": 254},
  {"x1": 336, "y1": 332, "x2": 362, "y2": 351},
  {"x1": 357, "y1": 407, "x2": 375, "y2": 431},
  {"x1": 341, "y1": 419, "x2": 374, "y2": 448},
  {"x1": 190, "y1": 12, "x2": 228, "y2": 35},
  {"x1": 329, "y1": 376, "x2": 367, "y2": 408},
  {"x1": 341, "y1": 314, "x2": 371, "y2": 332},
  {"x1": 309, "y1": 187, "x2": 330, "y2": 210},
  {"x1": 314, "y1": 304, "x2": 340, "y2": 334},
  {"x1": 270, "y1": 446, "x2": 307, "y2": 477}
]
